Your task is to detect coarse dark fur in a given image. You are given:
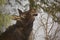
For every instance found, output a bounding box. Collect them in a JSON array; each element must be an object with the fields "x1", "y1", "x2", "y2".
[{"x1": 0, "y1": 9, "x2": 37, "y2": 40}]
